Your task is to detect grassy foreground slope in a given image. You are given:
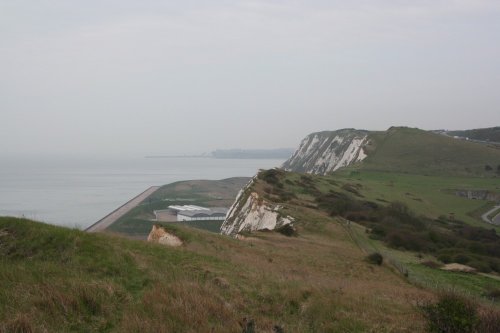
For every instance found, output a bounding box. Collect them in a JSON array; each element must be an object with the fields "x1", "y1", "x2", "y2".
[
  {"x1": 0, "y1": 215, "x2": 429, "y2": 332},
  {"x1": 361, "y1": 127, "x2": 500, "y2": 176}
]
